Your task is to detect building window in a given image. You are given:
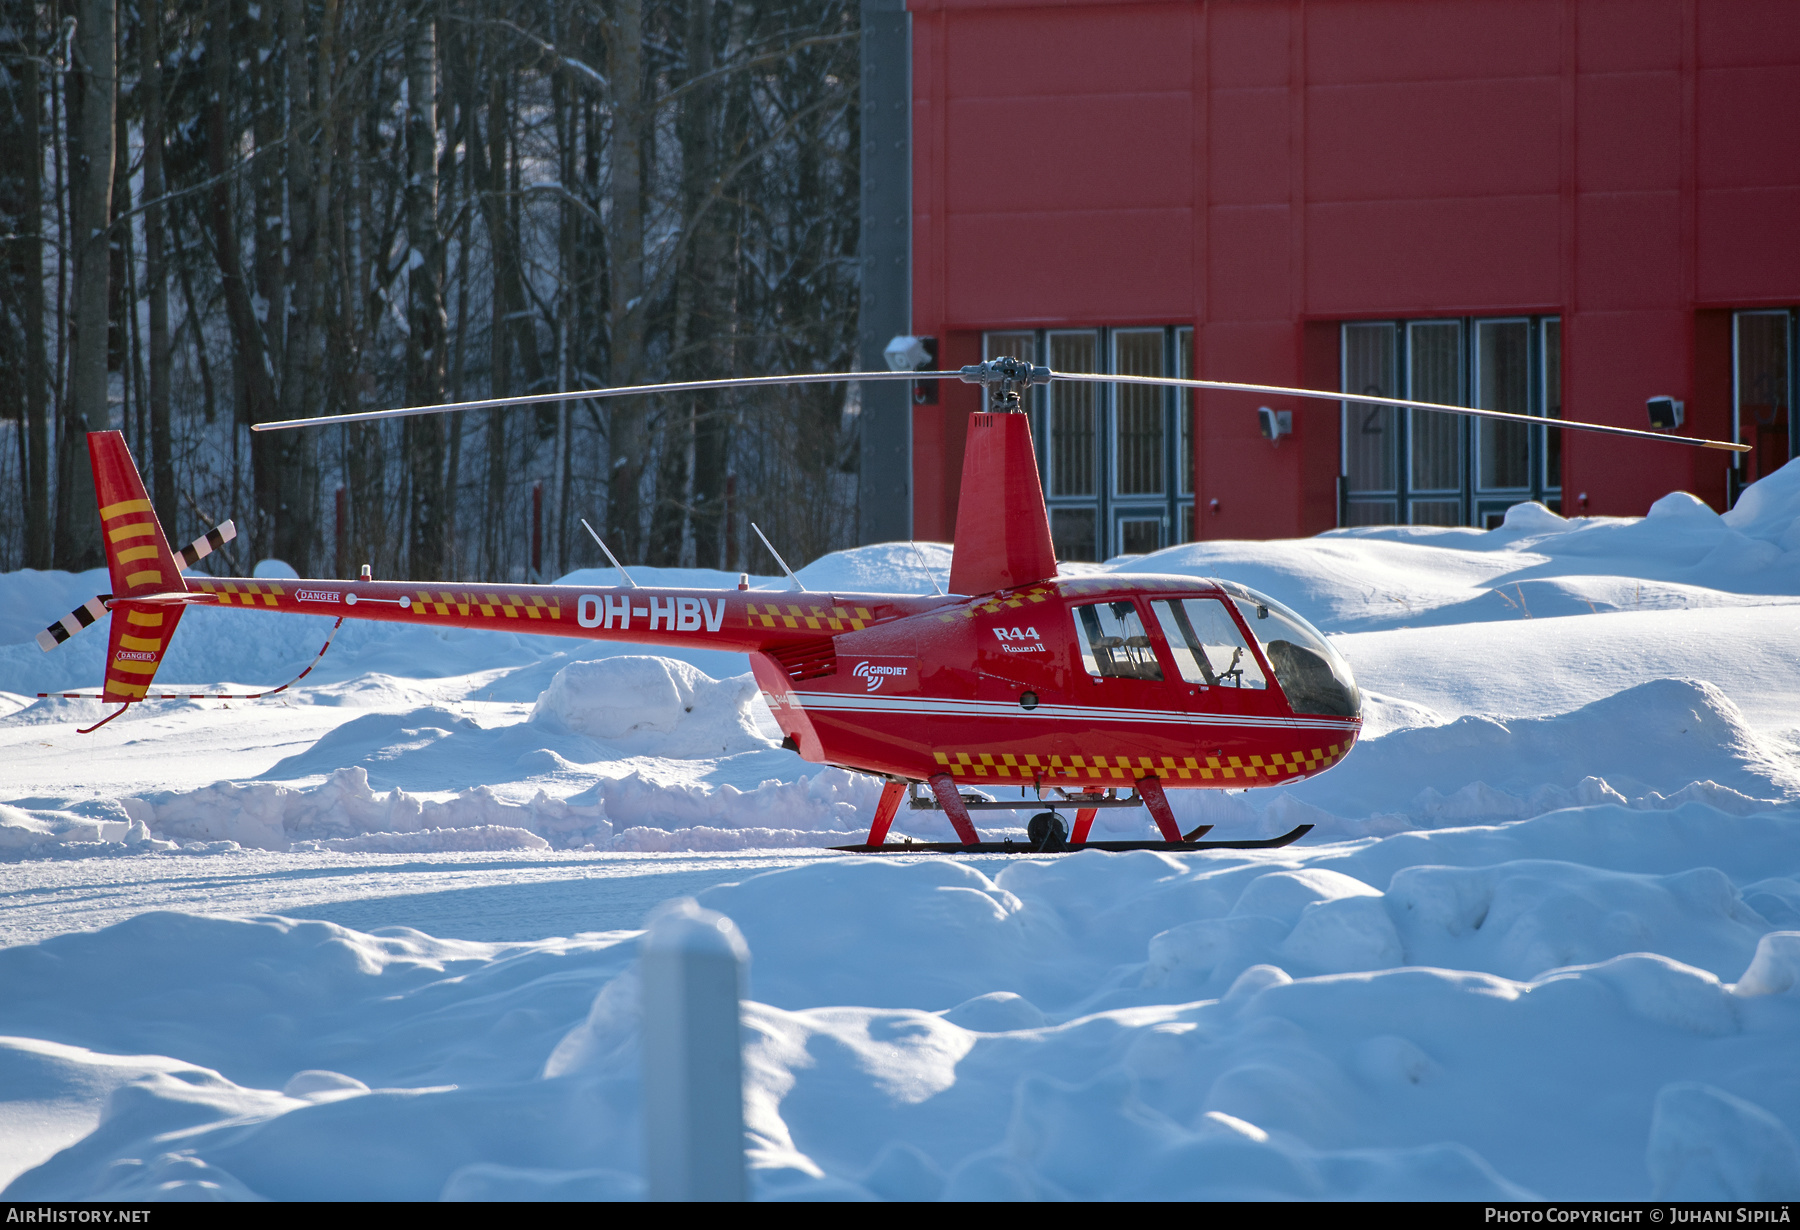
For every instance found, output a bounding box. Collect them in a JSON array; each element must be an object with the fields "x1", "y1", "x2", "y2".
[
  {"x1": 1176, "y1": 326, "x2": 1195, "y2": 498},
  {"x1": 1476, "y1": 319, "x2": 1531, "y2": 490},
  {"x1": 983, "y1": 326, "x2": 1196, "y2": 562},
  {"x1": 1340, "y1": 317, "x2": 1561, "y2": 528},
  {"x1": 1046, "y1": 331, "x2": 1098, "y2": 499},
  {"x1": 1542, "y1": 318, "x2": 1562, "y2": 493},
  {"x1": 1734, "y1": 309, "x2": 1797, "y2": 488},
  {"x1": 1342, "y1": 323, "x2": 1398, "y2": 525},
  {"x1": 1113, "y1": 330, "x2": 1165, "y2": 497},
  {"x1": 1050, "y1": 509, "x2": 1097, "y2": 566}
]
